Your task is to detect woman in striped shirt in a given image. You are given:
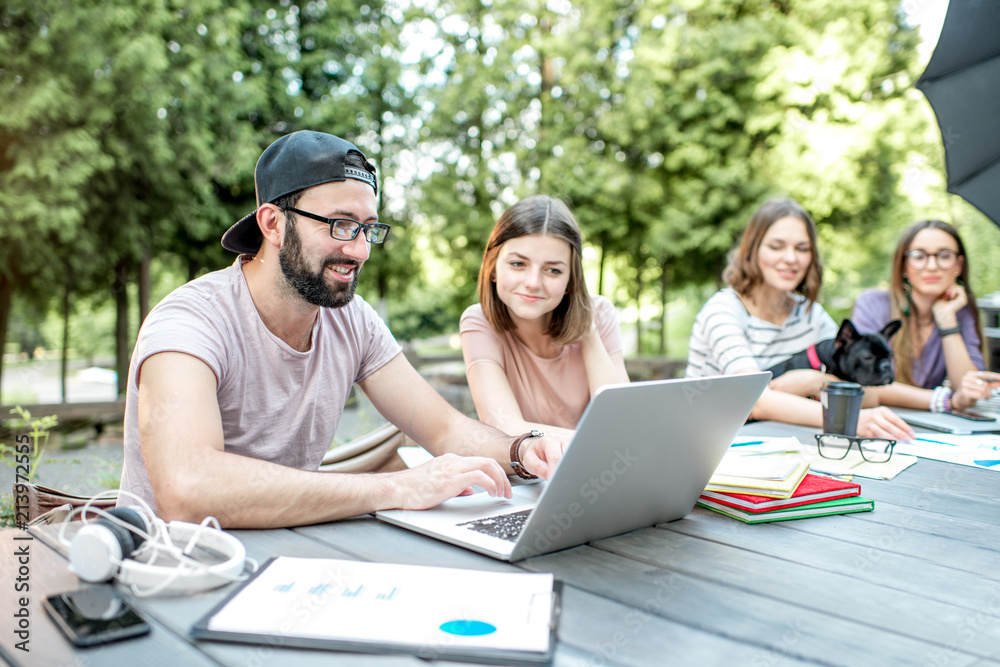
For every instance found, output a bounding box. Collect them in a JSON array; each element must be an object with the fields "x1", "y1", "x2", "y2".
[{"x1": 686, "y1": 198, "x2": 913, "y2": 439}]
